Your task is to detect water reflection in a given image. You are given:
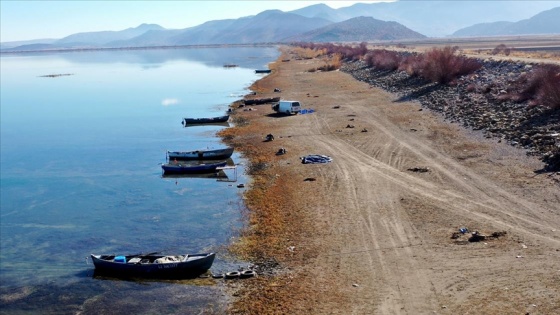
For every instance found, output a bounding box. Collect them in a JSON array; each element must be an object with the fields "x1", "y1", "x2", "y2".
[
  {"x1": 1, "y1": 46, "x2": 275, "y2": 313},
  {"x1": 161, "y1": 170, "x2": 229, "y2": 180},
  {"x1": 3, "y1": 46, "x2": 279, "y2": 69}
]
